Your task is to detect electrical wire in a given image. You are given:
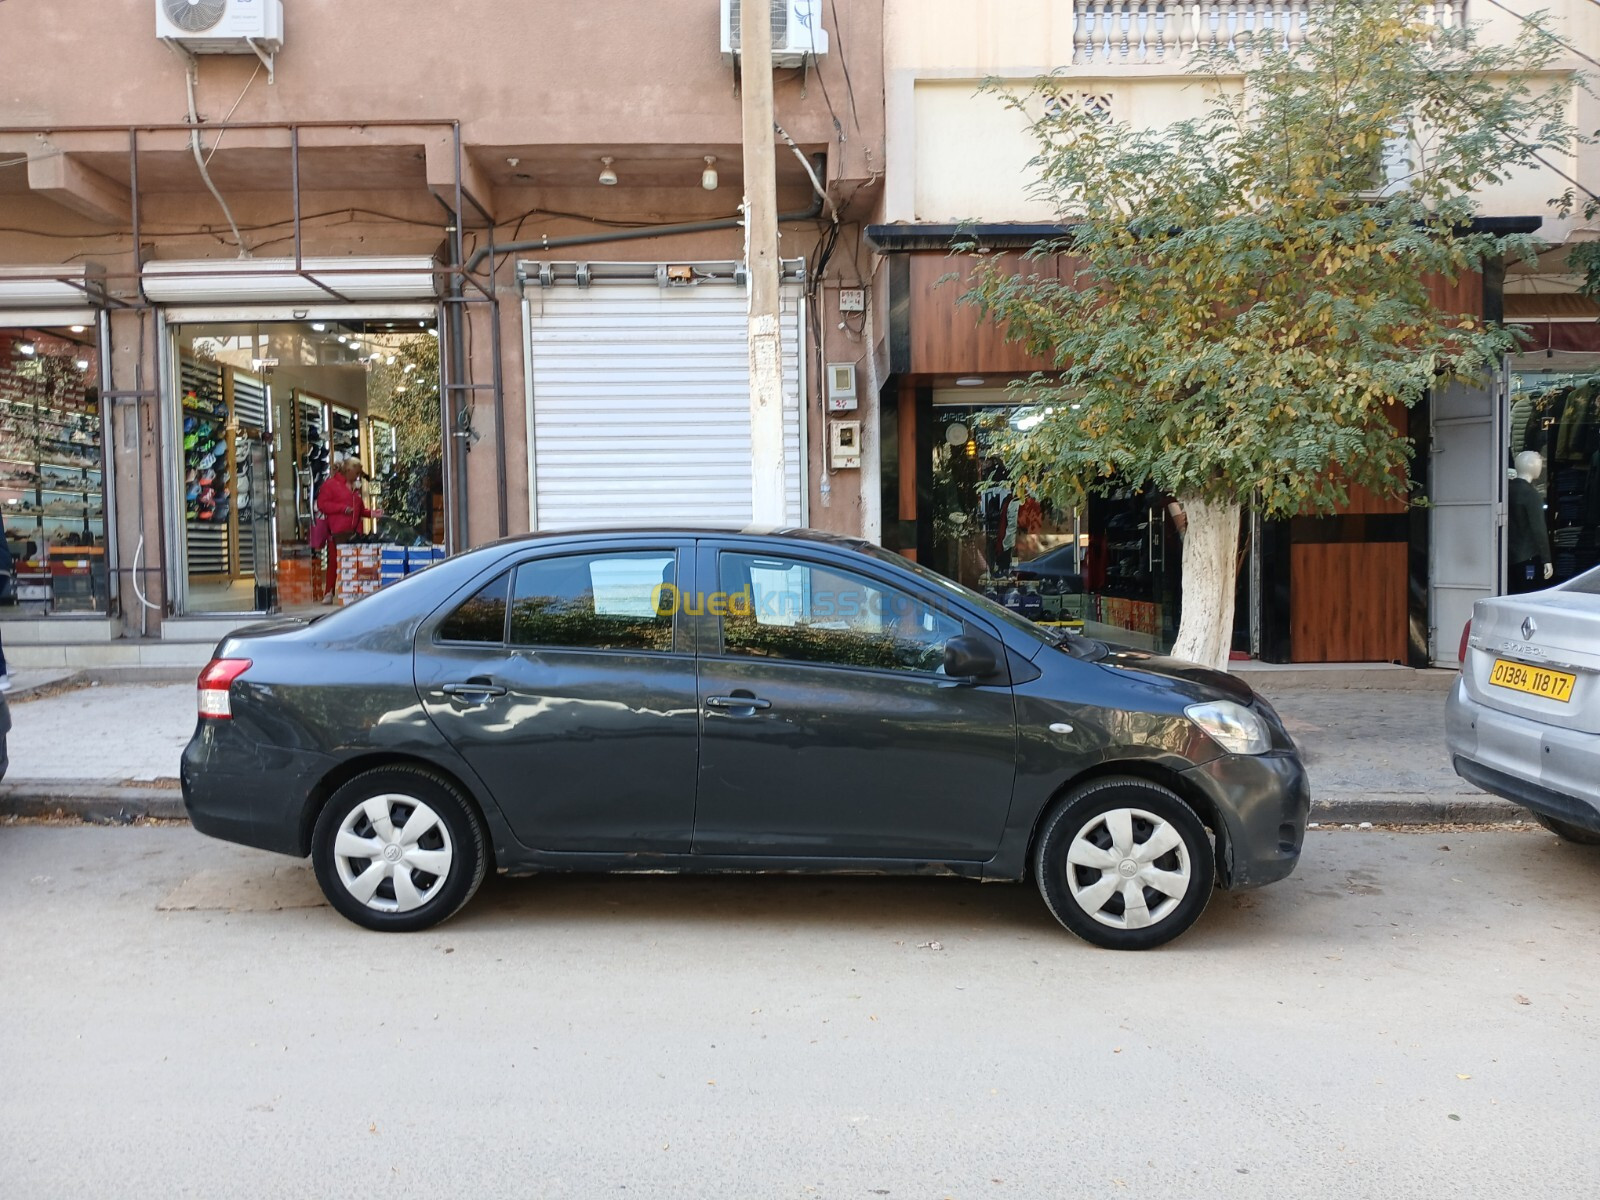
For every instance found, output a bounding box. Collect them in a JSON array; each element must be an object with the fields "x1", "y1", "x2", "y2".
[
  {"x1": 177, "y1": 50, "x2": 249, "y2": 255},
  {"x1": 1479, "y1": 0, "x2": 1600, "y2": 72},
  {"x1": 204, "y1": 60, "x2": 263, "y2": 167},
  {"x1": 826, "y1": 0, "x2": 863, "y2": 134}
]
